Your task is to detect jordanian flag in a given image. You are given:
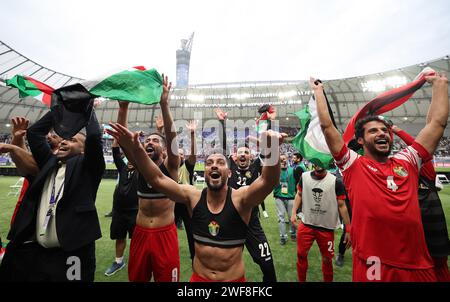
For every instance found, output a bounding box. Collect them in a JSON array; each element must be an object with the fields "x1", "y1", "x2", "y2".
[
  {"x1": 7, "y1": 66, "x2": 164, "y2": 106},
  {"x1": 292, "y1": 96, "x2": 334, "y2": 168},
  {"x1": 82, "y1": 66, "x2": 163, "y2": 104},
  {"x1": 6, "y1": 75, "x2": 54, "y2": 107},
  {"x1": 342, "y1": 67, "x2": 436, "y2": 144}
]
